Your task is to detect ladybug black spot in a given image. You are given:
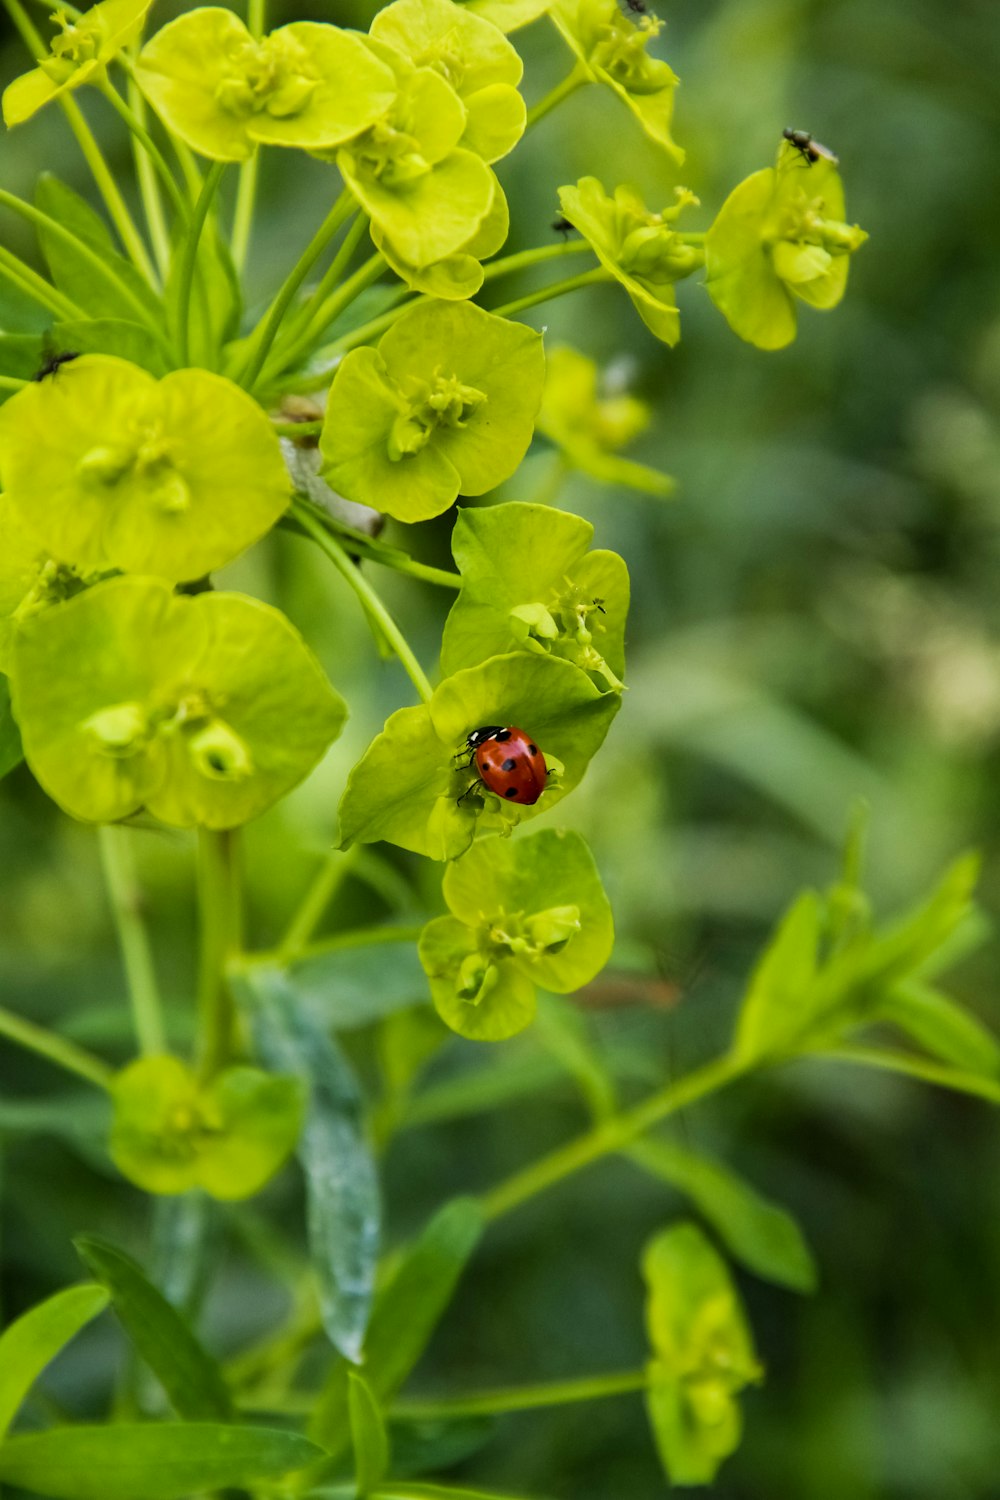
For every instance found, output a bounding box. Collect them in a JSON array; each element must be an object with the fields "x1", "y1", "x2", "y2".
[
  {"x1": 495, "y1": 729, "x2": 511, "y2": 741},
  {"x1": 505, "y1": 787, "x2": 518, "y2": 799},
  {"x1": 502, "y1": 757, "x2": 517, "y2": 772},
  {"x1": 528, "y1": 744, "x2": 538, "y2": 756}
]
